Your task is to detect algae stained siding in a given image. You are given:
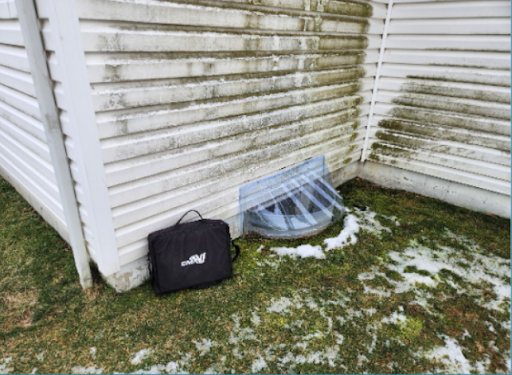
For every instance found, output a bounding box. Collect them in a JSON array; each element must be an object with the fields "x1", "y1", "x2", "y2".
[
  {"x1": 0, "y1": 0, "x2": 68, "y2": 240},
  {"x1": 49, "y1": 0, "x2": 386, "y2": 267},
  {"x1": 367, "y1": 0, "x2": 511, "y2": 197}
]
